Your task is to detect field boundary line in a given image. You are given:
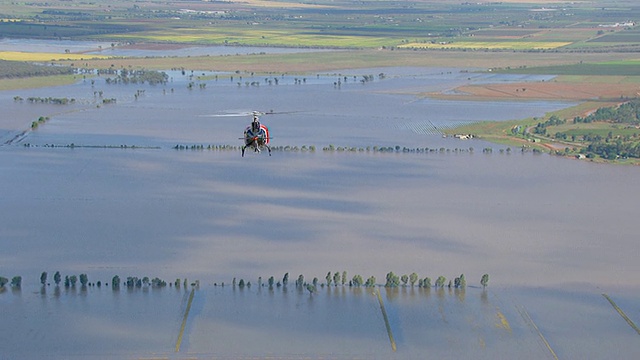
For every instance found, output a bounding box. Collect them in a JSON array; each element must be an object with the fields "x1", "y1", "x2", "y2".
[
  {"x1": 602, "y1": 293, "x2": 640, "y2": 335},
  {"x1": 175, "y1": 288, "x2": 195, "y2": 352},
  {"x1": 518, "y1": 306, "x2": 559, "y2": 360},
  {"x1": 375, "y1": 289, "x2": 397, "y2": 352}
]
